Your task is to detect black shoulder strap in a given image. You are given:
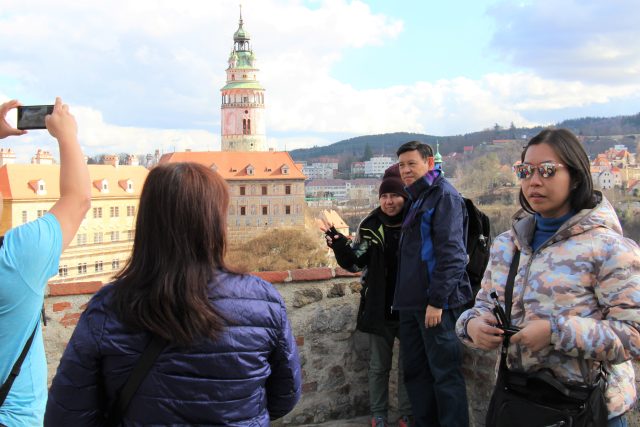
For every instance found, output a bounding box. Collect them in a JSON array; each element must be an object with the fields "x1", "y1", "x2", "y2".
[
  {"x1": 498, "y1": 249, "x2": 521, "y2": 370},
  {"x1": 0, "y1": 234, "x2": 37, "y2": 408},
  {"x1": 0, "y1": 322, "x2": 38, "y2": 406},
  {"x1": 504, "y1": 250, "x2": 520, "y2": 326},
  {"x1": 104, "y1": 336, "x2": 167, "y2": 427}
]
